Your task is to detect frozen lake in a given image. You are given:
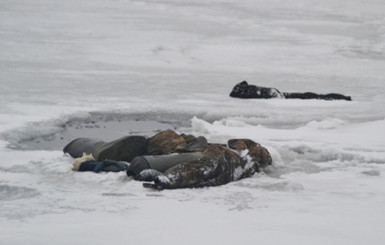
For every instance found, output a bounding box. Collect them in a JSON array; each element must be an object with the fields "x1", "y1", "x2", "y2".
[{"x1": 1, "y1": 0, "x2": 385, "y2": 244}]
